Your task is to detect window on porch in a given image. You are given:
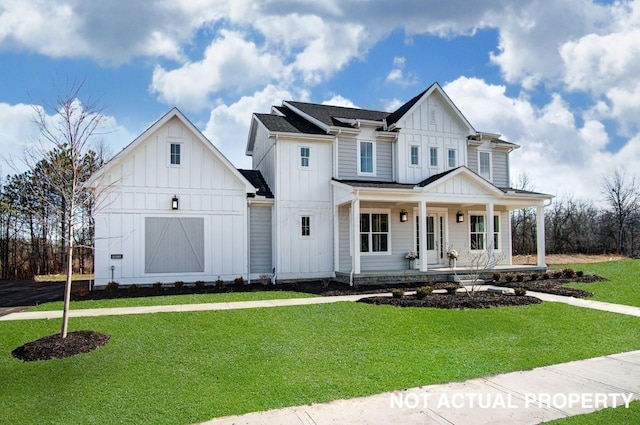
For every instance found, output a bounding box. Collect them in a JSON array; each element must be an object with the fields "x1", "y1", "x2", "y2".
[
  {"x1": 360, "y1": 213, "x2": 389, "y2": 253},
  {"x1": 470, "y1": 214, "x2": 485, "y2": 250}
]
